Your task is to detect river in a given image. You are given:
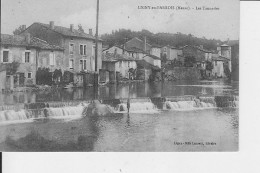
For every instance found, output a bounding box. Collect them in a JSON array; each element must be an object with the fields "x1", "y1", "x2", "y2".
[{"x1": 0, "y1": 79, "x2": 239, "y2": 151}]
